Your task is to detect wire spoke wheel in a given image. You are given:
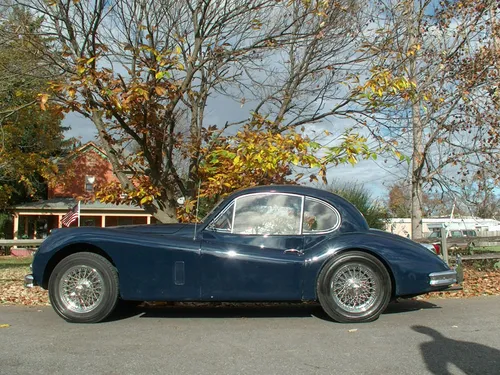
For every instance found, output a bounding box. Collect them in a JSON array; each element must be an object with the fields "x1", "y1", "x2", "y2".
[
  {"x1": 317, "y1": 251, "x2": 391, "y2": 323},
  {"x1": 59, "y1": 265, "x2": 105, "y2": 313},
  {"x1": 331, "y1": 263, "x2": 379, "y2": 313},
  {"x1": 49, "y1": 252, "x2": 119, "y2": 323}
]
